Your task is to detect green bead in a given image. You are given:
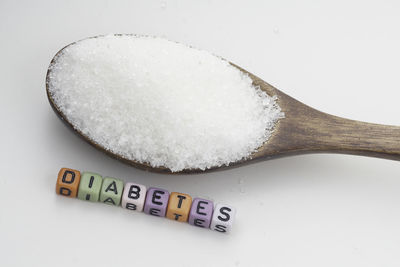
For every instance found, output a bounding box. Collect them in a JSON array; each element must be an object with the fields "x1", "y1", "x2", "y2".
[
  {"x1": 77, "y1": 172, "x2": 103, "y2": 202},
  {"x1": 99, "y1": 177, "x2": 124, "y2": 206}
]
